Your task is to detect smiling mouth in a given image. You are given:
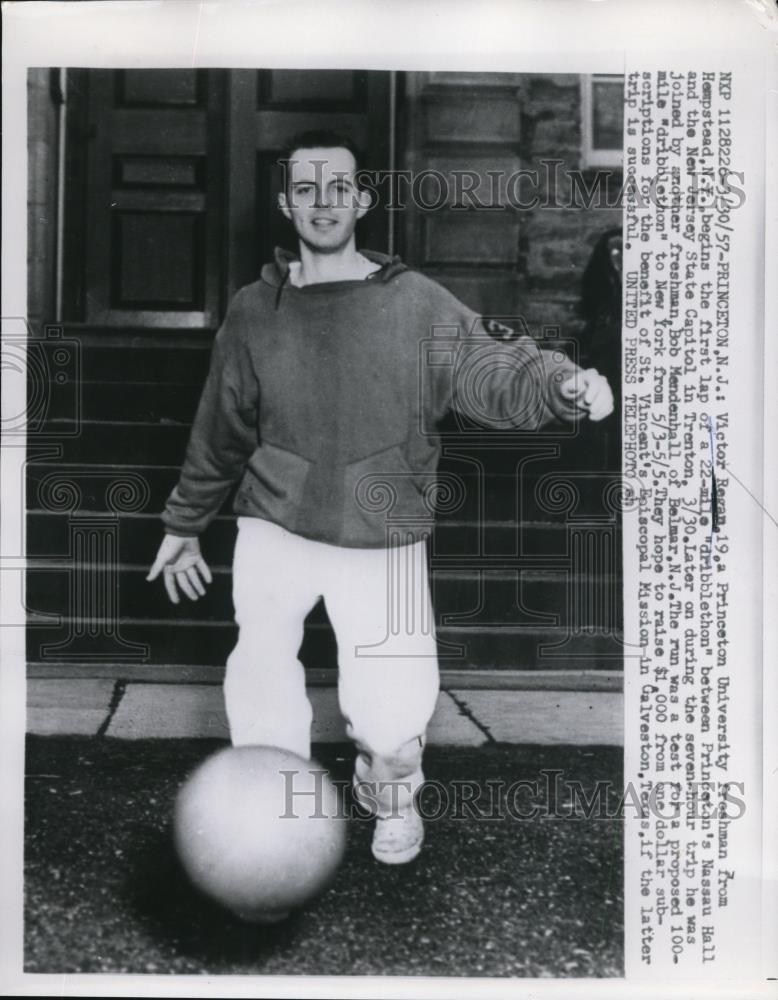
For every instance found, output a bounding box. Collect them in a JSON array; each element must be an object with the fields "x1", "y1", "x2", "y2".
[{"x1": 312, "y1": 218, "x2": 338, "y2": 227}]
